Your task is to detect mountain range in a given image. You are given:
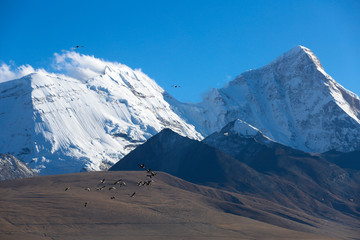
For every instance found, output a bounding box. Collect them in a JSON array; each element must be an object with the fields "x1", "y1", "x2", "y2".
[
  {"x1": 1, "y1": 46, "x2": 360, "y2": 239},
  {"x1": 110, "y1": 128, "x2": 360, "y2": 214},
  {"x1": 1, "y1": 45, "x2": 360, "y2": 174}
]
